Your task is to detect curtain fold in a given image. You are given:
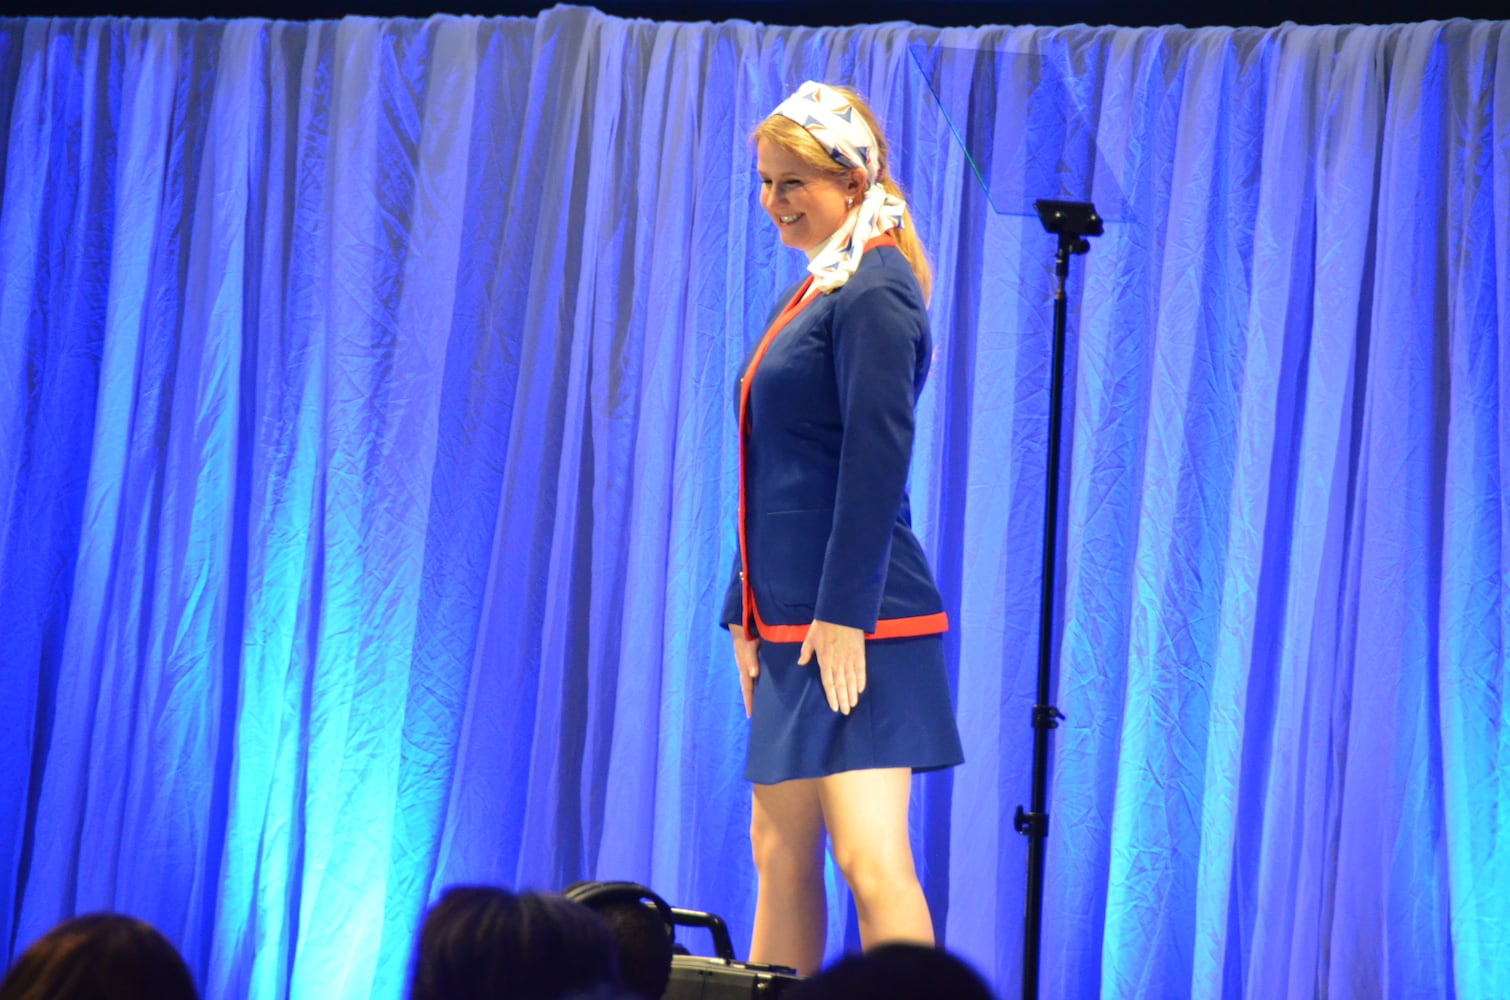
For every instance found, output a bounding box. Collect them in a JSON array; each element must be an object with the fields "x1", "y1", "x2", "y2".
[{"x1": 0, "y1": 9, "x2": 1505, "y2": 998}]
